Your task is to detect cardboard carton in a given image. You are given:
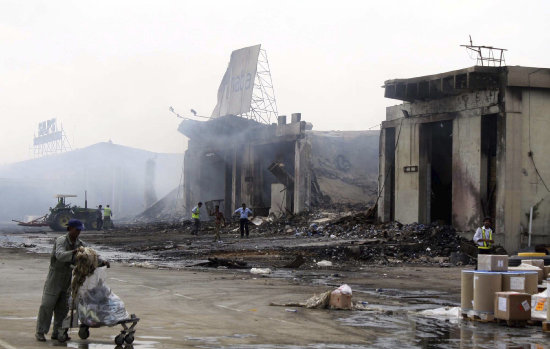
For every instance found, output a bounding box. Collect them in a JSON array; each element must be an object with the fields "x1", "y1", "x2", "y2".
[
  {"x1": 473, "y1": 271, "x2": 502, "y2": 313},
  {"x1": 501, "y1": 272, "x2": 538, "y2": 294},
  {"x1": 477, "y1": 255, "x2": 508, "y2": 272},
  {"x1": 461, "y1": 270, "x2": 474, "y2": 310},
  {"x1": 329, "y1": 290, "x2": 352, "y2": 310},
  {"x1": 494, "y1": 292, "x2": 531, "y2": 321}
]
